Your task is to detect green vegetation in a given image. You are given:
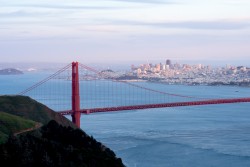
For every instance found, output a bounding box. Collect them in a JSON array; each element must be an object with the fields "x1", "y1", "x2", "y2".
[
  {"x1": 0, "y1": 95, "x2": 76, "y2": 127},
  {"x1": 0, "y1": 95, "x2": 125, "y2": 166},
  {"x1": 0, "y1": 131, "x2": 8, "y2": 145},
  {"x1": 0, "y1": 112, "x2": 37, "y2": 144},
  {"x1": 0, "y1": 120, "x2": 124, "y2": 167}
]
